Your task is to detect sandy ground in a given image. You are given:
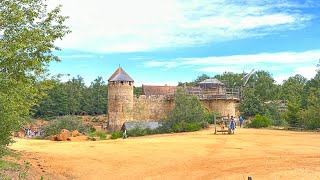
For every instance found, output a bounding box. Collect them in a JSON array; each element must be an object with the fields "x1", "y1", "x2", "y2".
[{"x1": 9, "y1": 127, "x2": 320, "y2": 180}]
